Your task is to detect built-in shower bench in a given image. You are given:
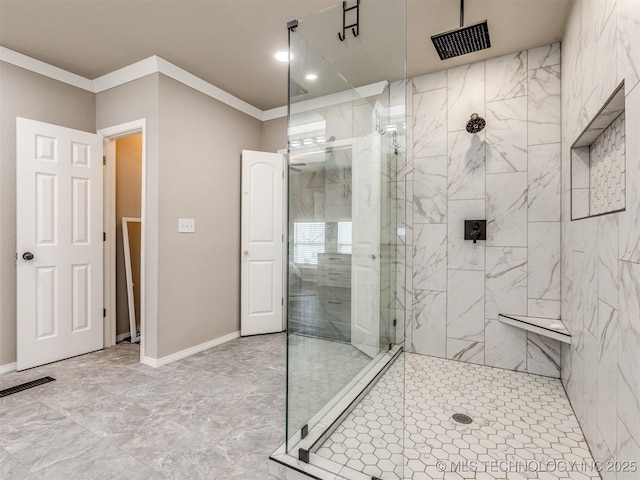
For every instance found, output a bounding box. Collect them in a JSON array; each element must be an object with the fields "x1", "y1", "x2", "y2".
[{"x1": 498, "y1": 314, "x2": 571, "y2": 344}]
